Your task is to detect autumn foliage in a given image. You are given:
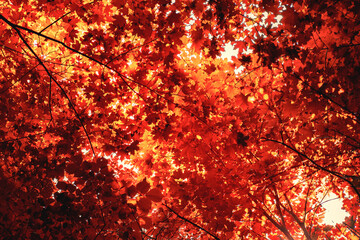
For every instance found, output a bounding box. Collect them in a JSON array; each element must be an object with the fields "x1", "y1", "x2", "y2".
[{"x1": 1, "y1": 0, "x2": 360, "y2": 239}]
